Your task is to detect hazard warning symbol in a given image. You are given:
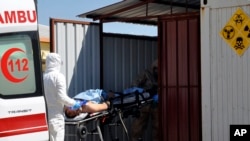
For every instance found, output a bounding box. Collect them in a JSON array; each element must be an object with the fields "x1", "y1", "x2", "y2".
[{"x1": 220, "y1": 8, "x2": 250, "y2": 56}]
